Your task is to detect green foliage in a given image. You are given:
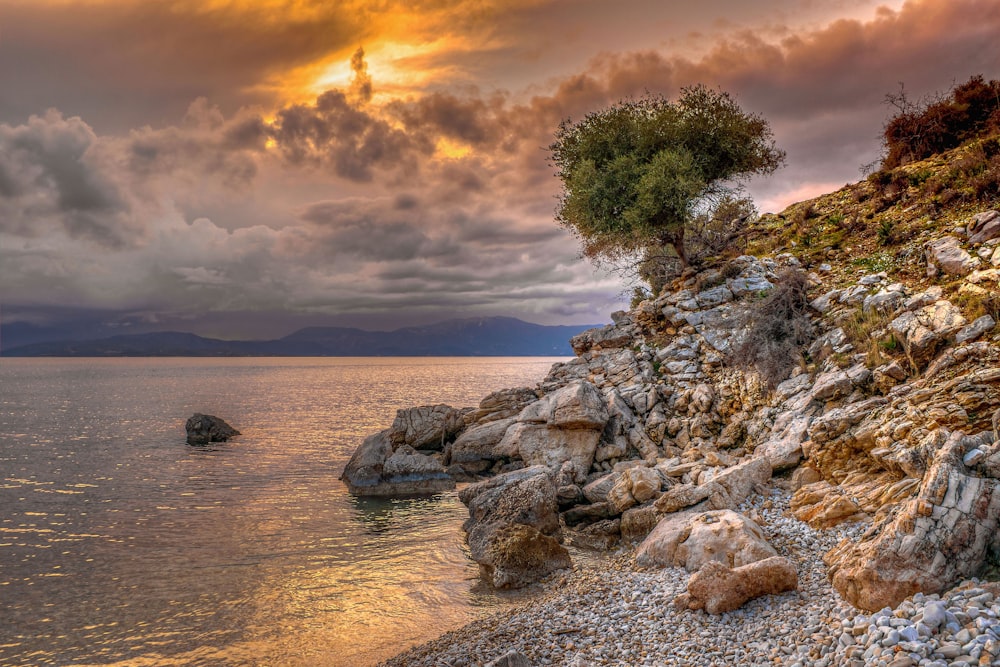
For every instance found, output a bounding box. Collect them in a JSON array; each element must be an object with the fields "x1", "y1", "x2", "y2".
[
  {"x1": 550, "y1": 86, "x2": 784, "y2": 270},
  {"x1": 841, "y1": 306, "x2": 897, "y2": 366},
  {"x1": 850, "y1": 251, "x2": 895, "y2": 273},
  {"x1": 882, "y1": 75, "x2": 1000, "y2": 170},
  {"x1": 630, "y1": 285, "x2": 652, "y2": 308},
  {"x1": 877, "y1": 218, "x2": 895, "y2": 246}
]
